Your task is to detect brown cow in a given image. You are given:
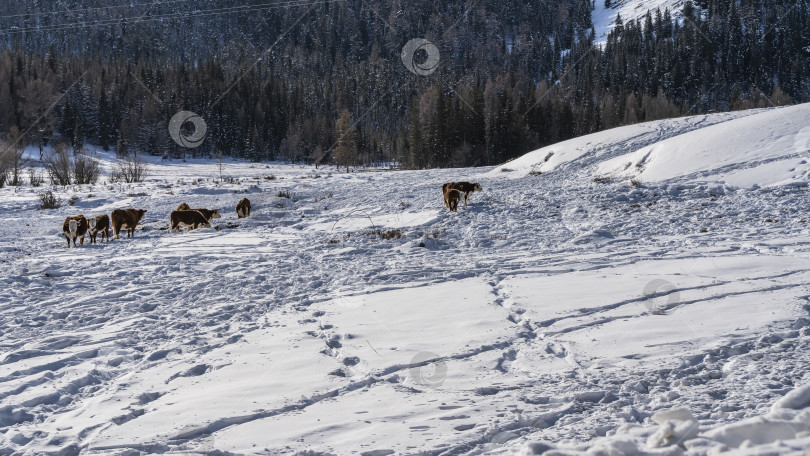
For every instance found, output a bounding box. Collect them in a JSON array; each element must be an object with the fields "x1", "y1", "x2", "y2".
[
  {"x1": 87, "y1": 214, "x2": 110, "y2": 244},
  {"x1": 177, "y1": 202, "x2": 191, "y2": 211},
  {"x1": 442, "y1": 183, "x2": 453, "y2": 208},
  {"x1": 62, "y1": 215, "x2": 88, "y2": 248},
  {"x1": 170, "y1": 210, "x2": 211, "y2": 233},
  {"x1": 446, "y1": 181, "x2": 482, "y2": 206},
  {"x1": 111, "y1": 208, "x2": 147, "y2": 239},
  {"x1": 236, "y1": 198, "x2": 251, "y2": 218},
  {"x1": 444, "y1": 187, "x2": 462, "y2": 212},
  {"x1": 191, "y1": 208, "x2": 222, "y2": 222}
]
